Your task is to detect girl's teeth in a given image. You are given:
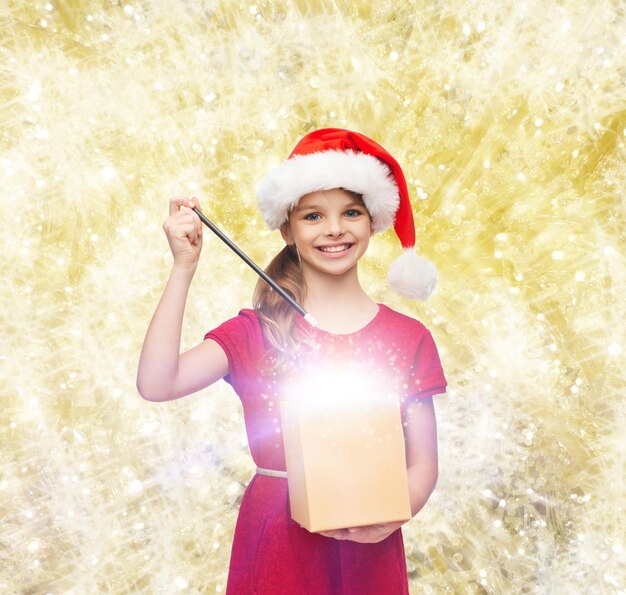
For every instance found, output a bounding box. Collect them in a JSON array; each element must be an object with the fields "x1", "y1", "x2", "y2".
[{"x1": 320, "y1": 244, "x2": 349, "y2": 253}]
